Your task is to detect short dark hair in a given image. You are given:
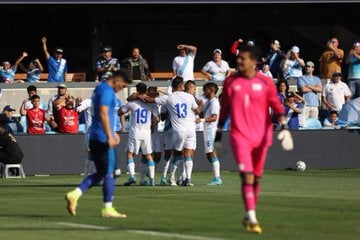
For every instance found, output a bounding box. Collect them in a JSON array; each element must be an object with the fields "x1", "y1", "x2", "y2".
[
  {"x1": 31, "y1": 94, "x2": 40, "y2": 100},
  {"x1": 111, "y1": 69, "x2": 132, "y2": 84},
  {"x1": 27, "y1": 85, "x2": 37, "y2": 93},
  {"x1": 329, "y1": 110, "x2": 339, "y2": 116},
  {"x1": 136, "y1": 82, "x2": 148, "y2": 94},
  {"x1": 171, "y1": 77, "x2": 184, "y2": 89},
  {"x1": 238, "y1": 45, "x2": 262, "y2": 61},
  {"x1": 147, "y1": 86, "x2": 158, "y2": 93},
  {"x1": 203, "y1": 82, "x2": 219, "y2": 94},
  {"x1": 185, "y1": 80, "x2": 196, "y2": 91}
]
